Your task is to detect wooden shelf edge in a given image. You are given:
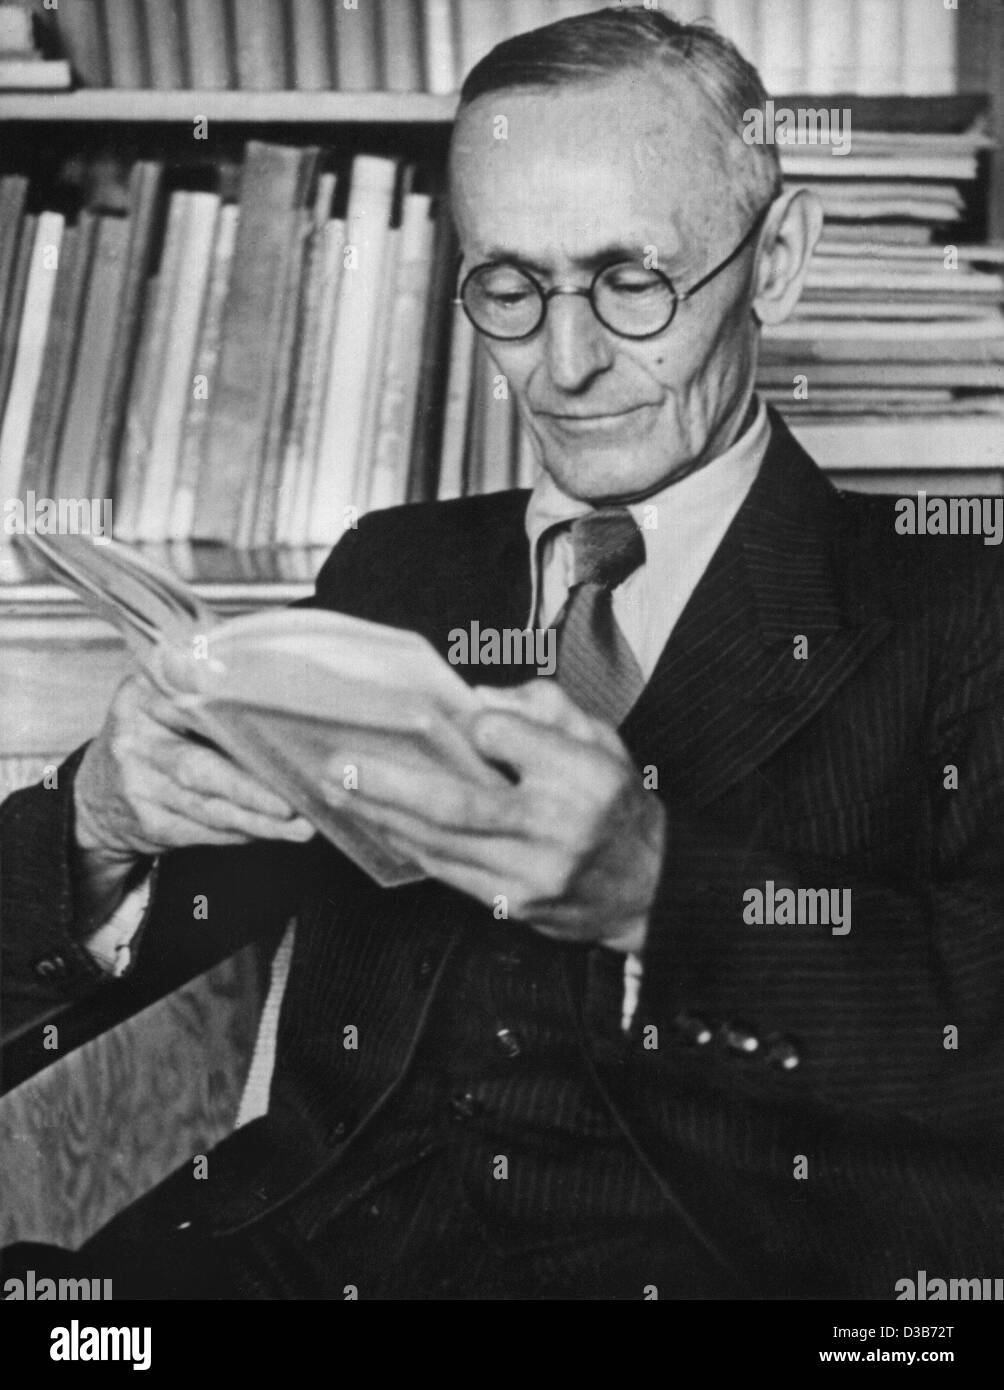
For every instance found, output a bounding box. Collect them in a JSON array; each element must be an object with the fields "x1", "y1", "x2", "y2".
[
  {"x1": 0, "y1": 89, "x2": 459, "y2": 122},
  {"x1": 0, "y1": 579, "x2": 313, "y2": 612},
  {"x1": 0, "y1": 89, "x2": 988, "y2": 128}
]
